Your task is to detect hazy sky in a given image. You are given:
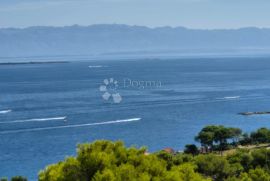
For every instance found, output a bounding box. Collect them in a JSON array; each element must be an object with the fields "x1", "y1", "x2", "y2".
[{"x1": 1, "y1": 0, "x2": 270, "y2": 29}]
